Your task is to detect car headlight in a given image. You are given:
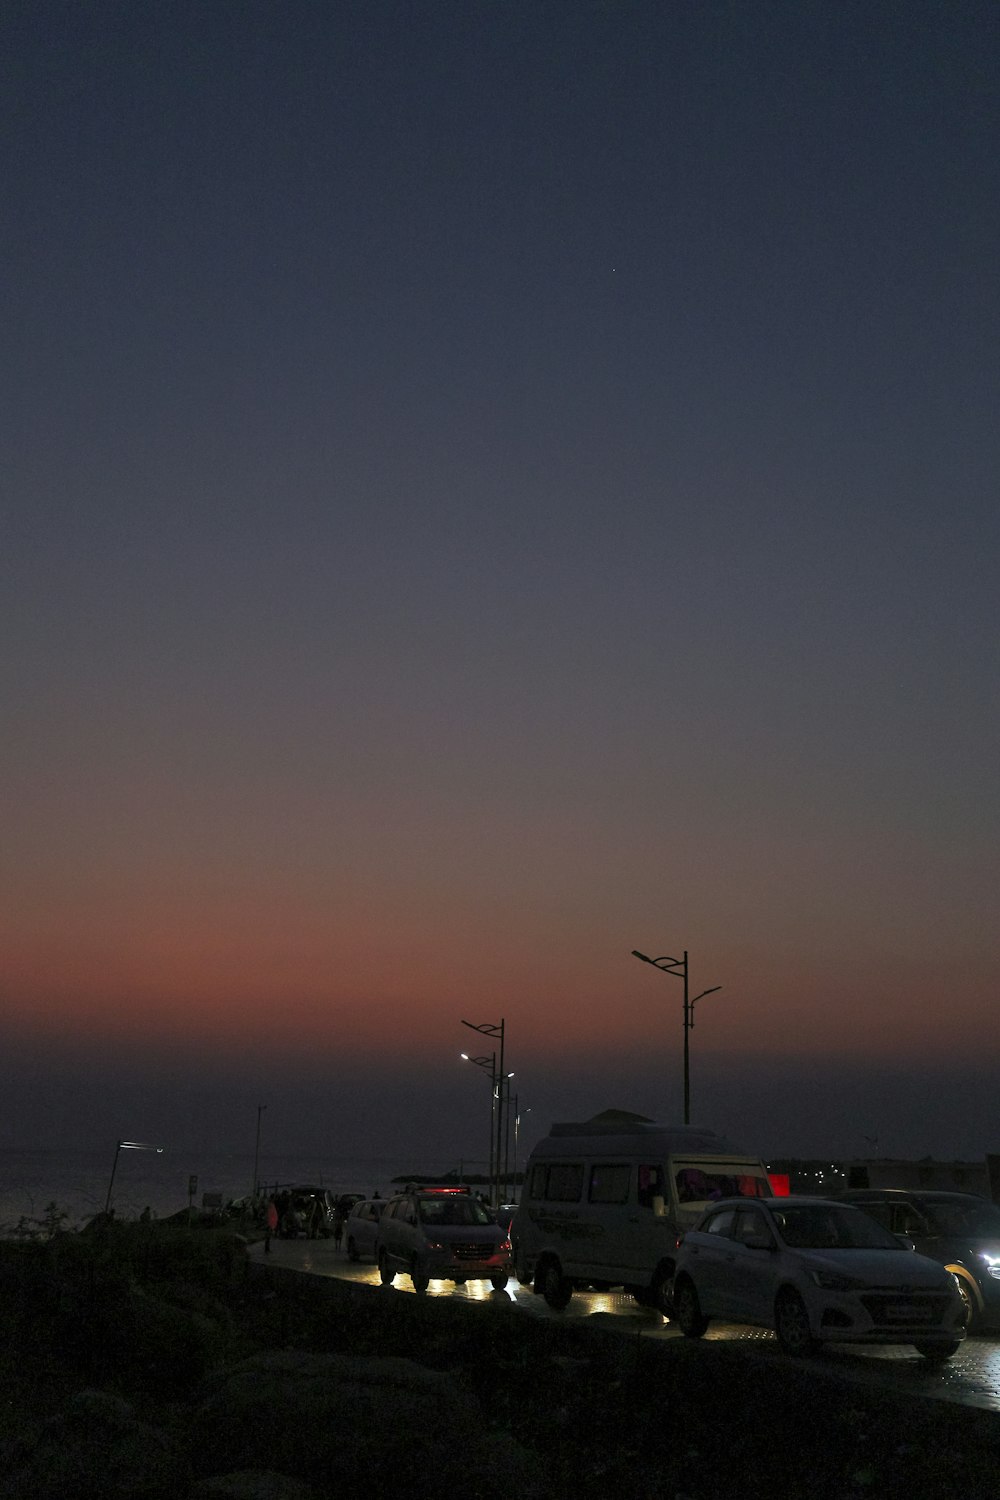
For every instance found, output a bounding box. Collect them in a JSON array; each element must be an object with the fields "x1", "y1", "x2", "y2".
[{"x1": 810, "y1": 1269, "x2": 863, "y2": 1291}]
